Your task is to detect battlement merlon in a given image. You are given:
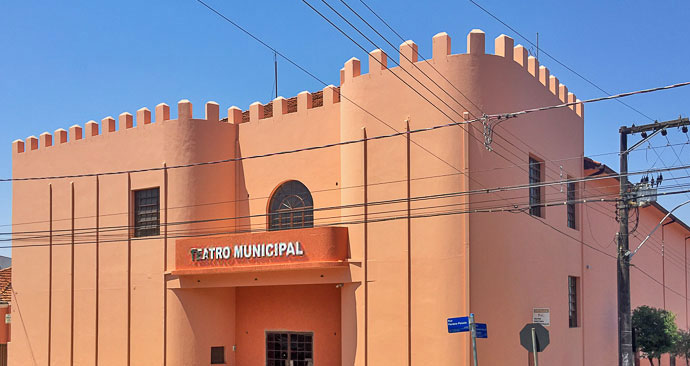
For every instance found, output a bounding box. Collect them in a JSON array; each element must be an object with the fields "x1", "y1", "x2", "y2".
[{"x1": 341, "y1": 29, "x2": 583, "y2": 119}]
